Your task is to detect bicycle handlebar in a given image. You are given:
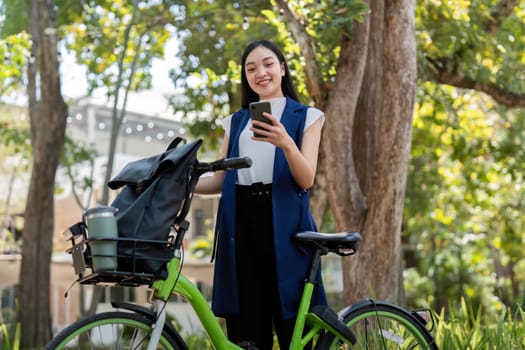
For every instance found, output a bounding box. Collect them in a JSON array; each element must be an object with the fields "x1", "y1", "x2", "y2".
[
  {"x1": 194, "y1": 156, "x2": 252, "y2": 174},
  {"x1": 172, "y1": 156, "x2": 252, "y2": 235}
]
